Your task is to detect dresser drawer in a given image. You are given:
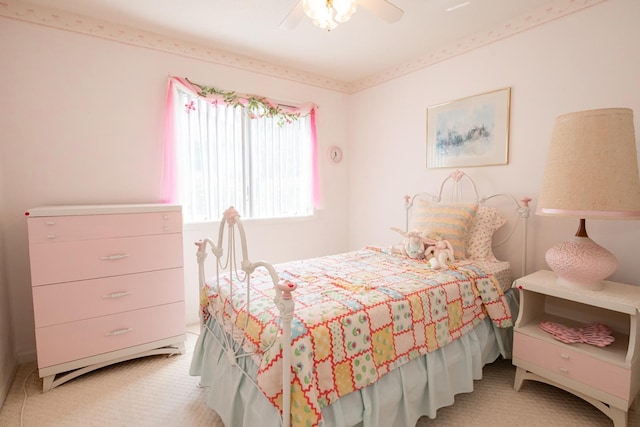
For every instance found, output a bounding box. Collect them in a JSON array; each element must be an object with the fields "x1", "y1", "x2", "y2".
[
  {"x1": 28, "y1": 211, "x2": 182, "y2": 244},
  {"x1": 35, "y1": 302, "x2": 185, "y2": 369},
  {"x1": 32, "y1": 268, "x2": 184, "y2": 327},
  {"x1": 29, "y1": 233, "x2": 183, "y2": 286},
  {"x1": 514, "y1": 332, "x2": 630, "y2": 399}
]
